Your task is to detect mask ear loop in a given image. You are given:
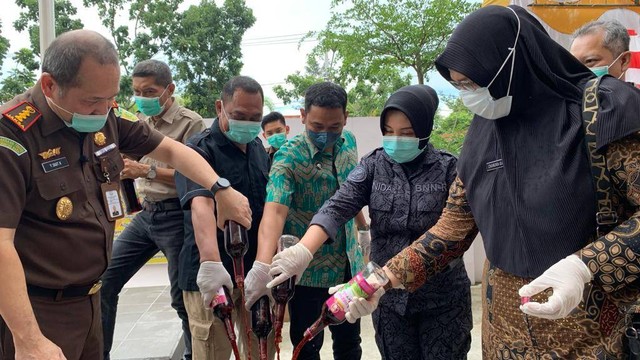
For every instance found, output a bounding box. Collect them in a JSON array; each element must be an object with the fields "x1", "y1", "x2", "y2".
[
  {"x1": 158, "y1": 85, "x2": 171, "y2": 109},
  {"x1": 486, "y1": 6, "x2": 521, "y2": 95},
  {"x1": 609, "y1": 51, "x2": 628, "y2": 79}
]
